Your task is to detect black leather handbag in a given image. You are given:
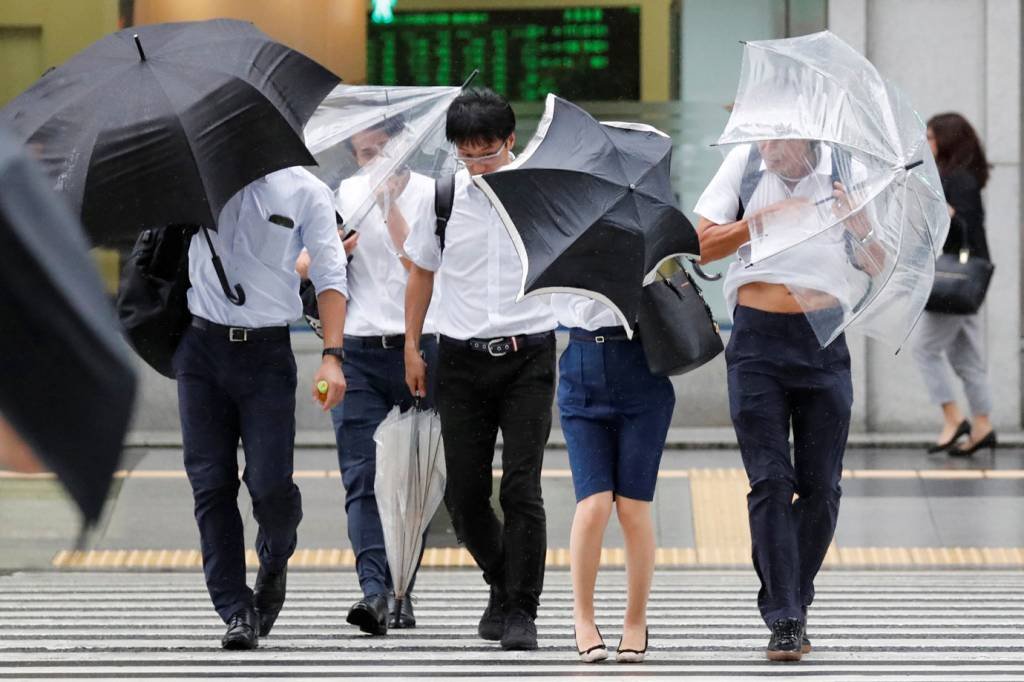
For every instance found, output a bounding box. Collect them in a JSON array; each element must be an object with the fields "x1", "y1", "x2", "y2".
[
  {"x1": 636, "y1": 262, "x2": 724, "y2": 376},
  {"x1": 925, "y1": 219, "x2": 994, "y2": 315}
]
